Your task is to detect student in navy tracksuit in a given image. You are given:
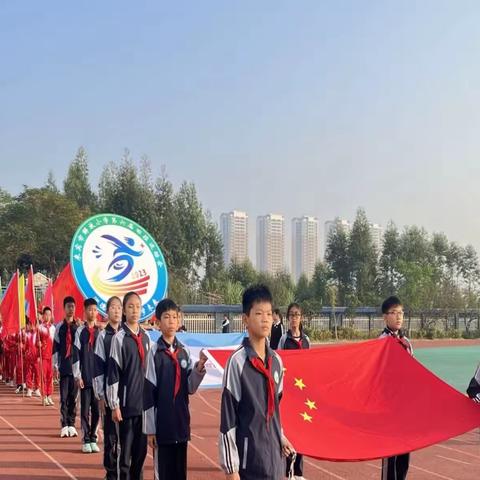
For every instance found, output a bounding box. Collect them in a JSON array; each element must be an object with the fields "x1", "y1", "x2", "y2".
[
  {"x1": 93, "y1": 296, "x2": 122, "y2": 480},
  {"x1": 107, "y1": 292, "x2": 151, "y2": 480},
  {"x1": 379, "y1": 296, "x2": 413, "y2": 480},
  {"x1": 53, "y1": 296, "x2": 79, "y2": 439},
  {"x1": 219, "y1": 284, "x2": 294, "y2": 480},
  {"x1": 279, "y1": 302, "x2": 310, "y2": 480},
  {"x1": 143, "y1": 298, "x2": 207, "y2": 480},
  {"x1": 467, "y1": 365, "x2": 480, "y2": 403},
  {"x1": 73, "y1": 298, "x2": 101, "y2": 453},
  {"x1": 269, "y1": 308, "x2": 284, "y2": 350}
]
